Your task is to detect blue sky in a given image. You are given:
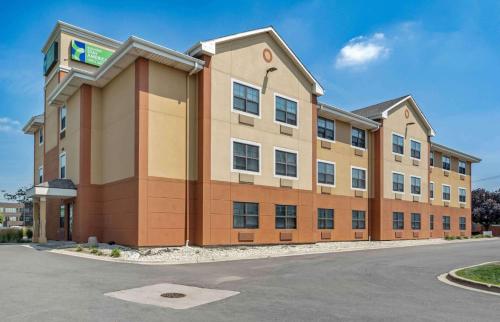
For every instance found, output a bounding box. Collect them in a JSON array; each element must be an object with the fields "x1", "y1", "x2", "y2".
[{"x1": 1, "y1": 0, "x2": 499, "y2": 198}]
